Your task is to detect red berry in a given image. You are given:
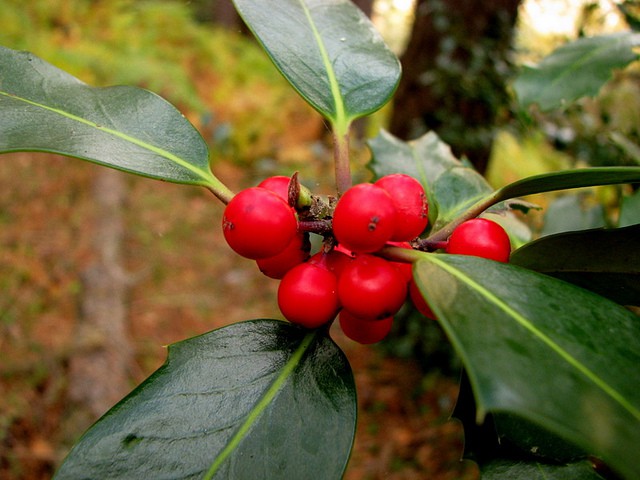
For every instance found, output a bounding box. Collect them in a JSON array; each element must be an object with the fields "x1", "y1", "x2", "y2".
[
  {"x1": 257, "y1": 175, "x2": 291, "y2": 203},
  {"x1": 256, "y1": 232, "x2": 310, "y2": 279},
  {"x1": 277, "y1": 262, "x2": 340, "y2": 328},
  {"x1": 446, "y1": 218, "x2": 511, "y2": 263},
  {"x1": 409, "y1": 280, "x2": 436, "y2": 320},
  {"x1": 332, "y1": 183, "x2": 397, "y2": 253},
  {"x1": 339, "y1": 310, "x2": 393, "y2": 345},
  {"x1": 375, "y1": 174, "x2": 428, "y2": 241},
  {"x1": 222, "y1": 187, "x2": 297, "y2": 260},
  {"x1": 338, "y1": 254, "x2": 408, "y2": 320}
]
